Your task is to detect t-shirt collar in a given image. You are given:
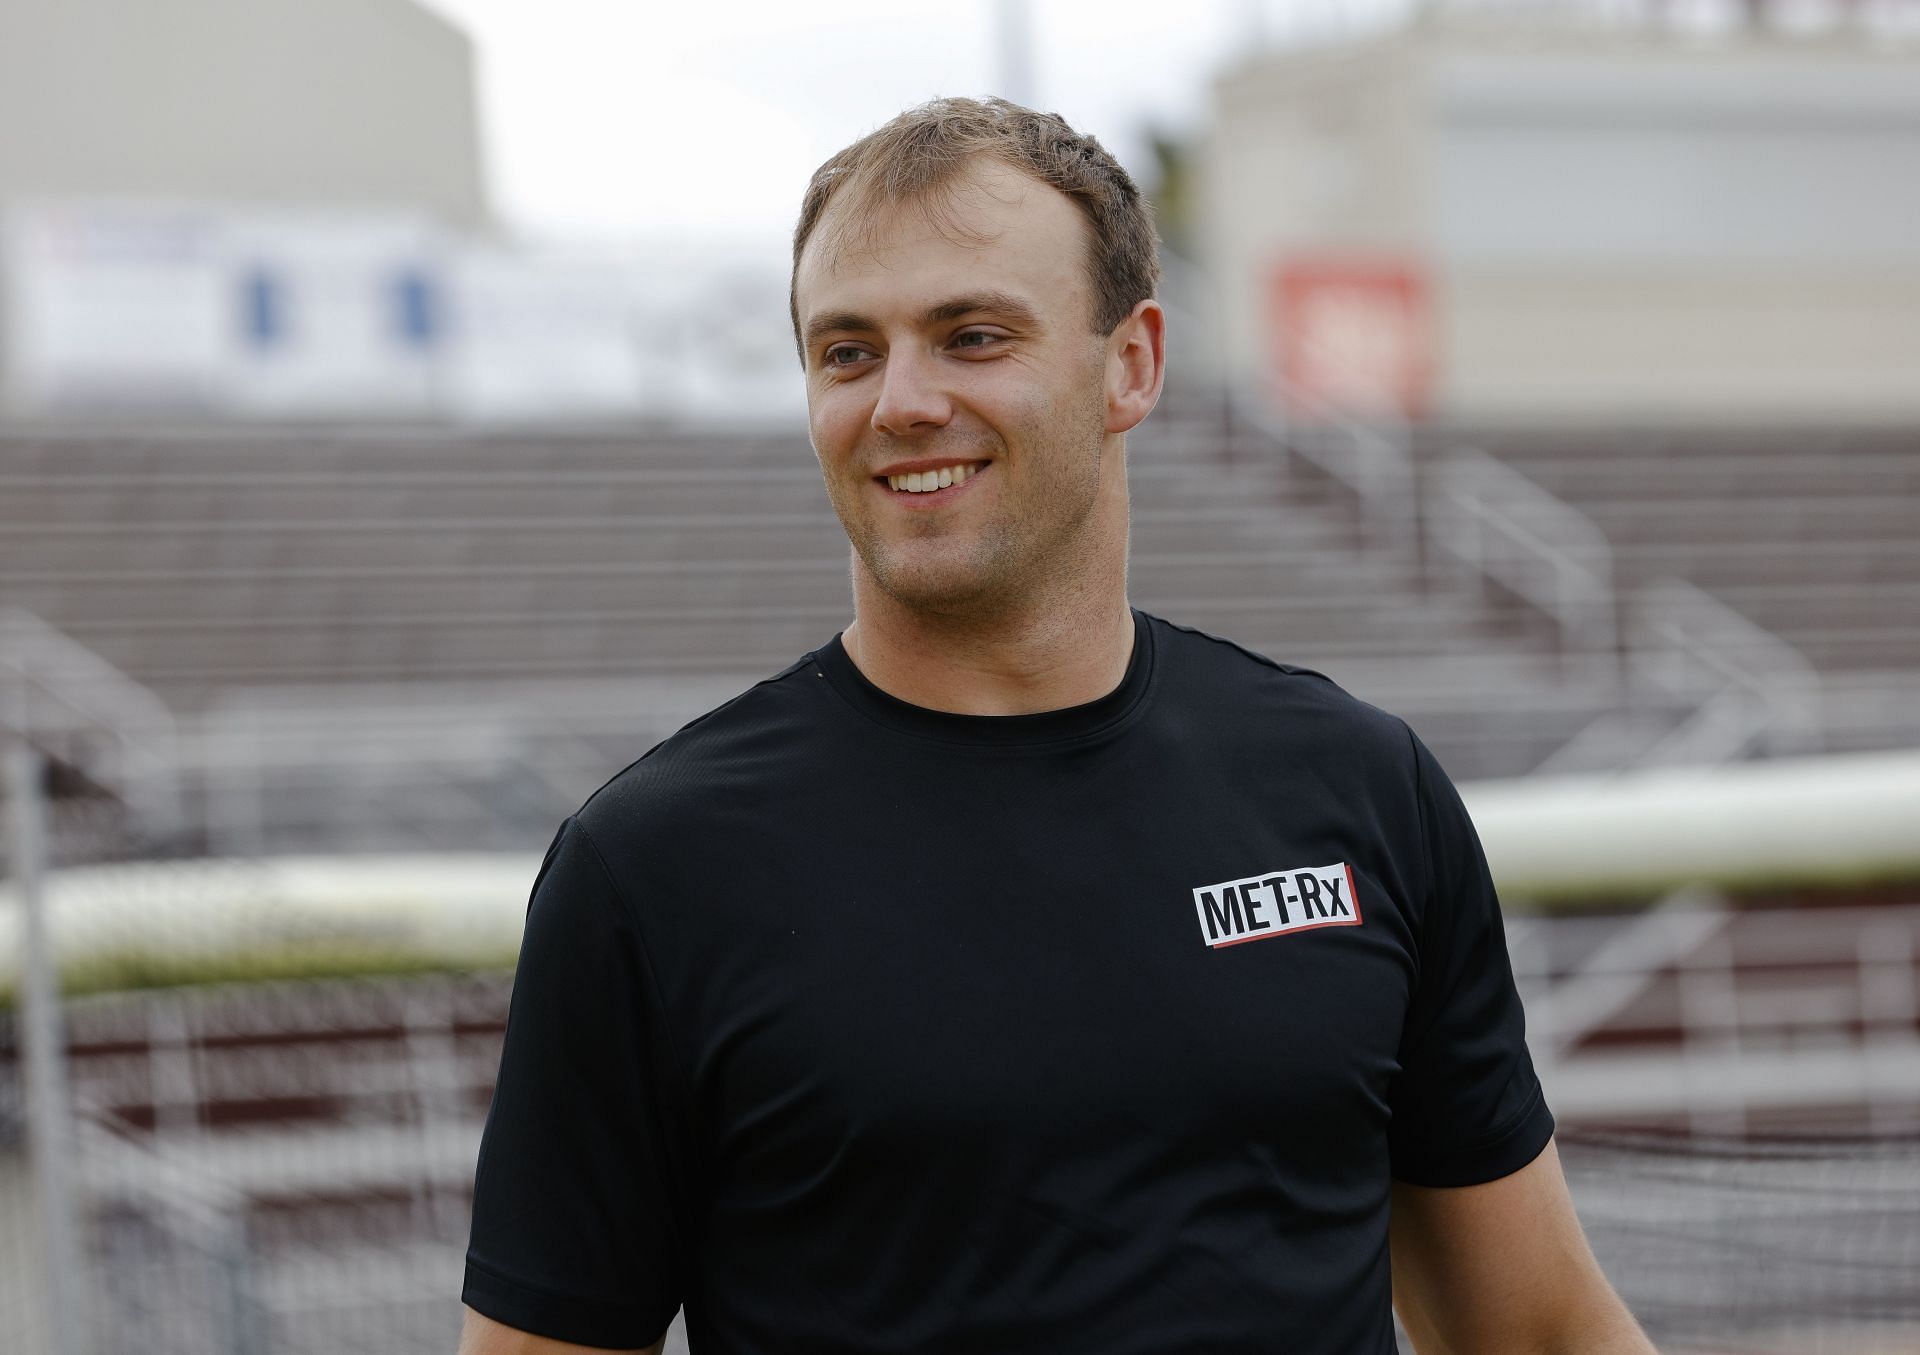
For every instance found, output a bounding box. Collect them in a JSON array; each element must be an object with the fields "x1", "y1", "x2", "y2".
[{"x1": 810, "y1": 608, "x2": 1155, "y2": 749}]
